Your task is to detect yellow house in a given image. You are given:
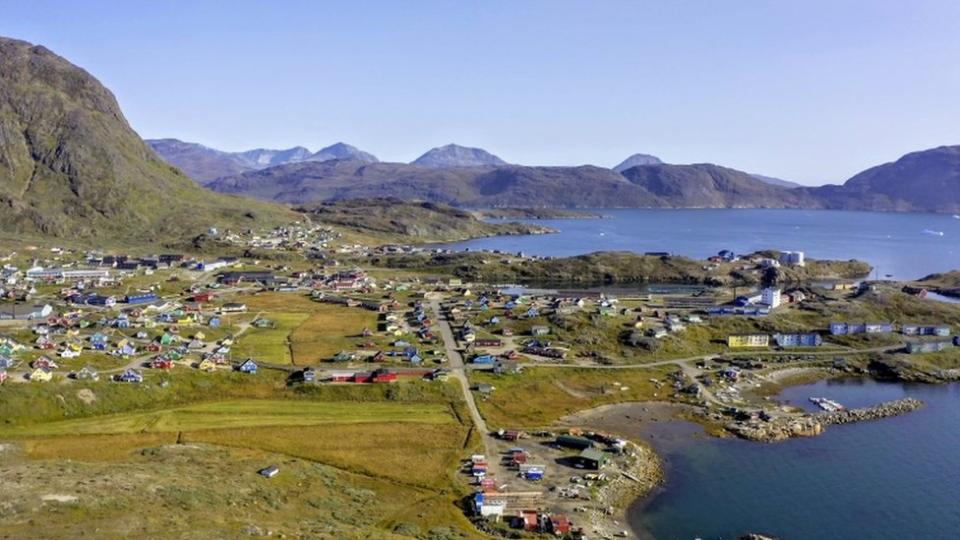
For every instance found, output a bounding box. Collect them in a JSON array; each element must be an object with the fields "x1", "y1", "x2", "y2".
[
  {"x1": 194, "y1": 331, "x2": 206, "y2": 341},
  {"x1": 177, "y1": 317, "x2": 194, "y2": 325},
  {"x1": 30, "y1": 367, "x2": 53, "y2": 382},
  {"x1": 197, "y1": 359, "x2": 217, "y2": 372},
  {"x1": 727, "y1": 334, "x2": 770, "y2": 348}
]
